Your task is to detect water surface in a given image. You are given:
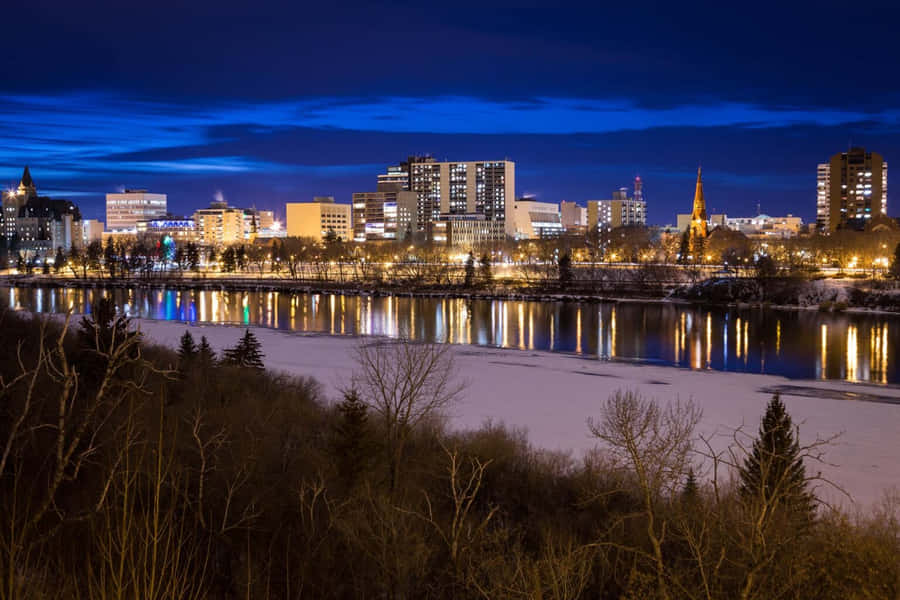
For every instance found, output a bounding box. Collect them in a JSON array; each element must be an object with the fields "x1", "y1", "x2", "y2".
[{"x1": 4, "y1": 285, "x2": 897, "y2": 384}]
